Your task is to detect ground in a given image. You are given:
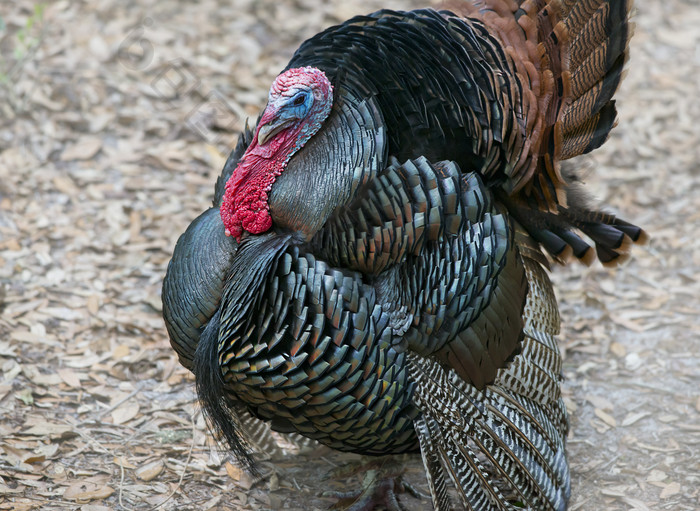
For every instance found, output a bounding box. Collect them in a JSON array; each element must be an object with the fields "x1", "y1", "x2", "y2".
[{"x1": 0, "y1": 0, "x2": 698, "y2": 510}]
